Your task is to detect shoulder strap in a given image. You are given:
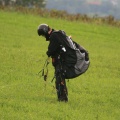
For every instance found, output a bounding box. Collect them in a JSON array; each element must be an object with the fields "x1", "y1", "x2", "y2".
[
  {"x1": 52, "y1": 30, "x2": 66, "y2": 35},
  {"x1": 53, "y1": 30, "x2": 77, "y2": 50}
]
